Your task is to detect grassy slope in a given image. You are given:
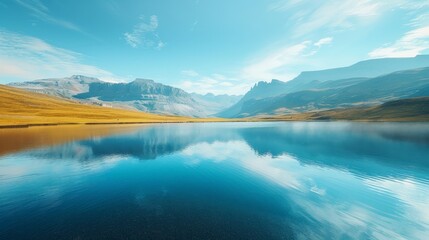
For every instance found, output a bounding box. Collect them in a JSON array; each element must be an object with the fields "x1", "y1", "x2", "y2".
[
  {"x1": 0, "y1": 85, "x2": 224, "y2": 127},
  {"x1": 261, "y1": 97, "x2": 429, "y2": 122}
]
